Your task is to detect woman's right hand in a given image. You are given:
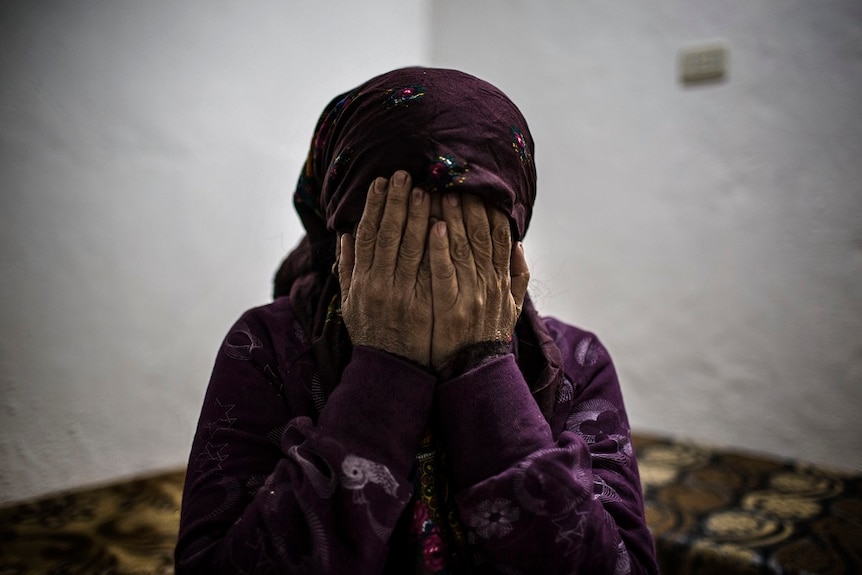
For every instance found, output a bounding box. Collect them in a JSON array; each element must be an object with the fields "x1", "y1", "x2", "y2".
[{"x1": 338, "y1": 171, "x2": 434, "y2": 367}]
